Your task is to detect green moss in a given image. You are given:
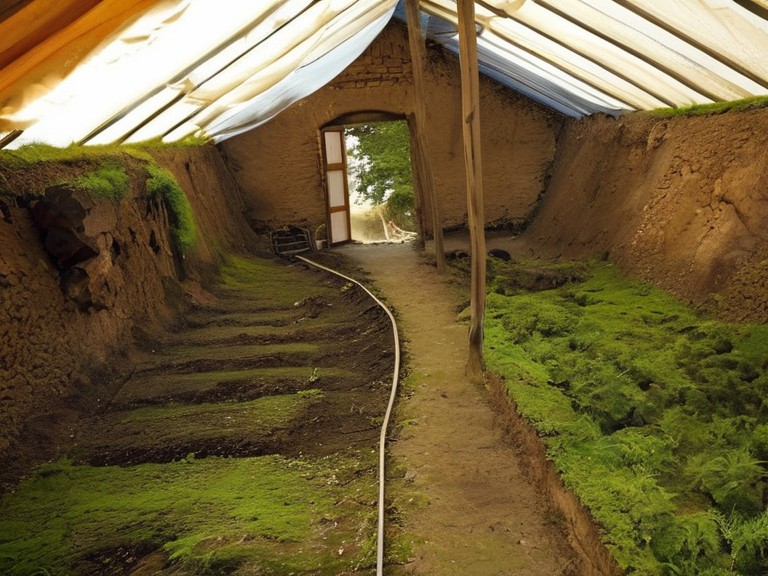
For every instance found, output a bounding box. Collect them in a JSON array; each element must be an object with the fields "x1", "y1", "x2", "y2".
[
  {"x1": 1, "y1": 139, "x2": 207, "y2": 166},
  {"x1": 67, "y1": 161, "x2": 130, "y2": 200},
  {"x1": 117, "y1": 391, "x2": 317, "y2": 425},
  {"x1": 145, "y1": 163, "x2": 196, "y2": 251},
  {"x1": 646, "y1": 95, "x2": 768, "y2": 118},
  {"x1": 486, "y1": 260, "x2": 768, "y2": 574},
  {"x1": 2, "y1": 142, "x2": 150, "y2": 164},
  {"x1": 0, "y1": 453, "x2": 376, "y2": 575},
  {"x1": 217, "y1": 254, "x2": 341, "y2": 309},
  {"x1": 1, "y1": 143, "x2": 198, "y2": 253}
]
